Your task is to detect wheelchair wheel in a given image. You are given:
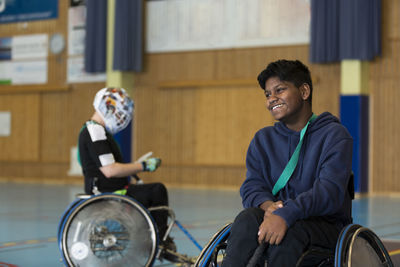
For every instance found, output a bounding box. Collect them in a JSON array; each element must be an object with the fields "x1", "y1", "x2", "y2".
[
  {"x1": 58, "y1": 194, "x2": 158, "y2": 267},
  {"x1": 335, "y1": 224, "x2": 394, "y2": 267},
  {"x1": 194, "y1": 223, "x2": 232, "y2": 267}
]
